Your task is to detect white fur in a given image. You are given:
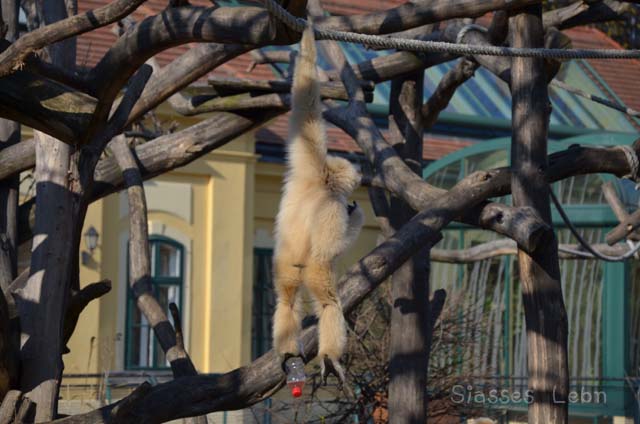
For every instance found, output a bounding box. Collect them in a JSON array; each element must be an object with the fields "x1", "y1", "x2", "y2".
[{"x1": 272, "y1": 26, "x2": 364, "y2": 363}]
